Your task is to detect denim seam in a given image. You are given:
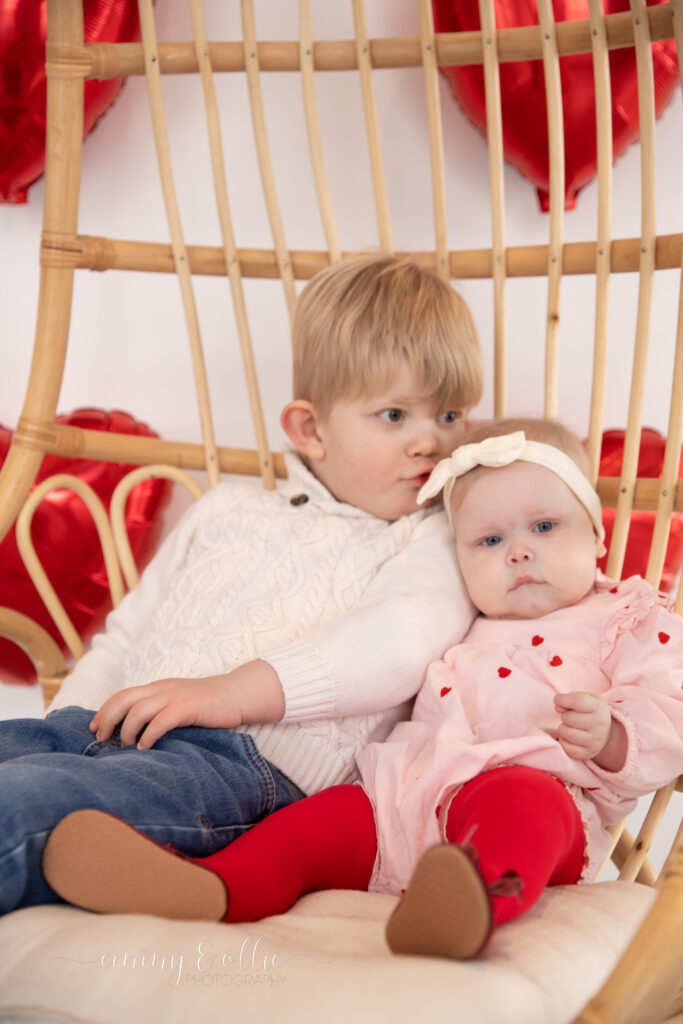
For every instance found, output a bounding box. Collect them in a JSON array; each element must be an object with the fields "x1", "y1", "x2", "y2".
[{"x1": 240, "y1": 734, "x2": 275, "y2": 812}]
